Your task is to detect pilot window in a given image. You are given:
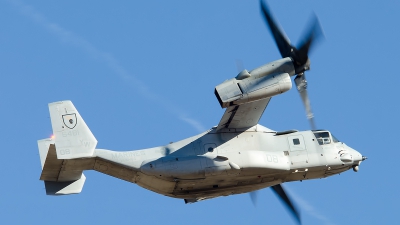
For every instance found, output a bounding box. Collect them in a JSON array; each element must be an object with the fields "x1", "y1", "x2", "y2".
[
  {"x1": 293, "y1": 138, "x2": 300, "y2": 145},
  {"x1": 313, "y1": 131, "x2": 332, "y2": 145},
  {"x1": 332, "y1": 135, "x2": 340, "y2": 143}
]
